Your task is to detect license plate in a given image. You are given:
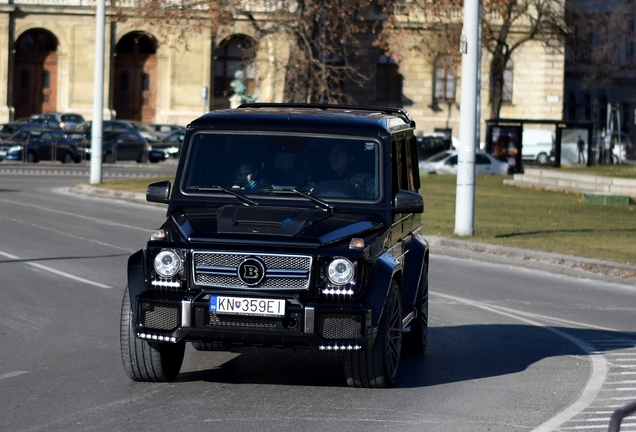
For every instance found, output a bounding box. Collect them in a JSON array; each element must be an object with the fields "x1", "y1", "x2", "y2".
[
  {"x1": 209, "y1": 296, "x2": 285, "y2": 317},
  {"x1": 0, "y1": 150, "x2": 6, "y2": 157}
]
